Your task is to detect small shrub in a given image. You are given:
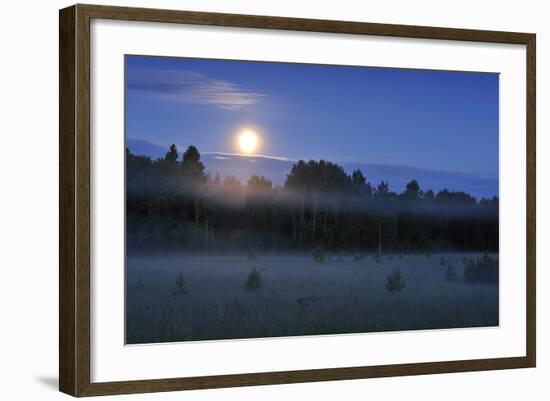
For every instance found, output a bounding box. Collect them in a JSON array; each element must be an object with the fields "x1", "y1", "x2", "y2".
[
  {"x1": 385, "y1": 269, "x2": 406, "y2": 292},
  {"x1": 426, "y1": 253, "x2": 431, "y2": 258},
  {"x1": 135, "y1": 278, "x2": 145, "y2": 291},
  {"x1": 445, "y1": 264, "x2": 459, "y2": 283},
  {"x1": 312, "y1": 246, "x2": 325, "y2": 263},
  {"x1": 245, "y1": 266, "x2": 262, "y2": 291},
  {"x1": 439, "y1": 255, "x2": 447, "y2": 266},
  {"x1": 171, "y1": 271, "x2": 189, "y2": 296},
  {"x1": 246, "y1": 249, "x2": 258, "y2": 261},
  {"x1": 373, "y1": 253, "x2": 382, "y2": 264},
  {"x1": 463, "y1": 253, "x2": 498, "y2": 285},
  {"x1": 353, "y1": 253, "x2": 365, "y2": 262},
  {"x1": 296, "y1": 294, "x2": 322, "y2": 310}
]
